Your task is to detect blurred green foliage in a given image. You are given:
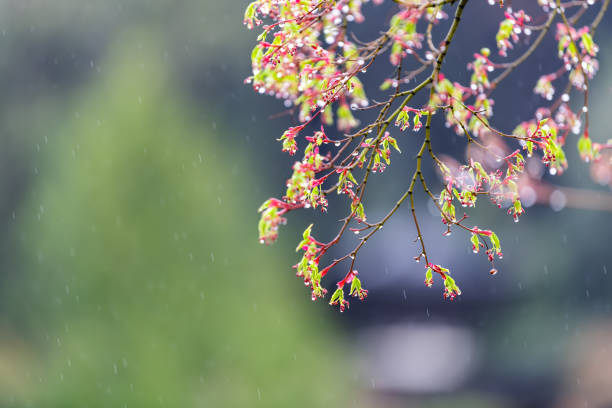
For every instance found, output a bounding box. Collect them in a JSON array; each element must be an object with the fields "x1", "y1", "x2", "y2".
[{"x1": 1, "y1": 33, "x2": 348, "y2": 407}]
